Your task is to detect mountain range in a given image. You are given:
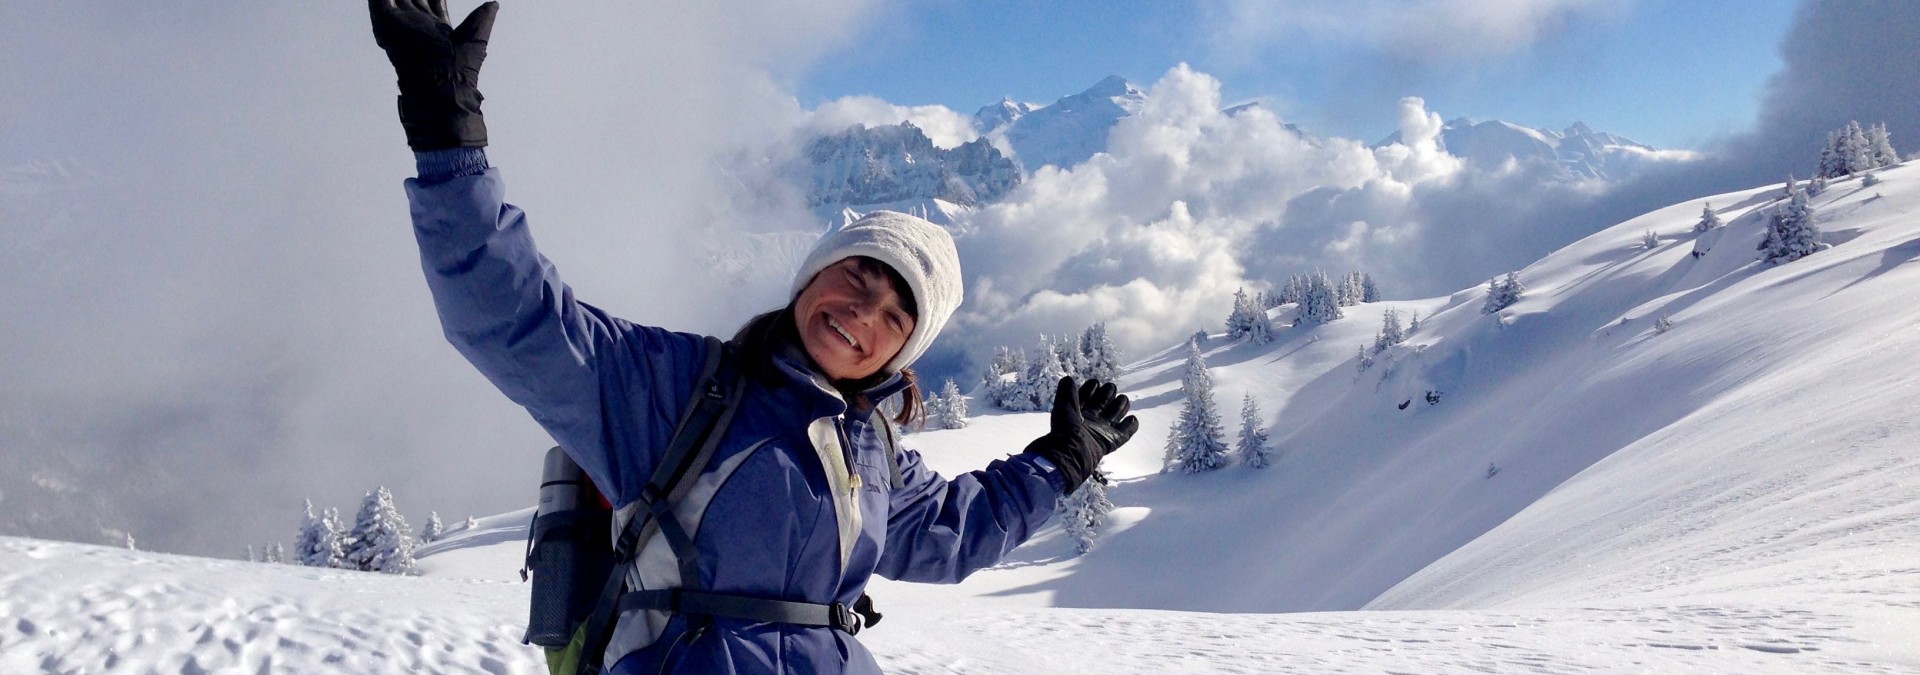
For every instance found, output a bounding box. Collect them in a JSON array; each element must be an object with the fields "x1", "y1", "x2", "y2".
[{"x1": 802, "y1": 77, "x2": 1677, "y2": 223}]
